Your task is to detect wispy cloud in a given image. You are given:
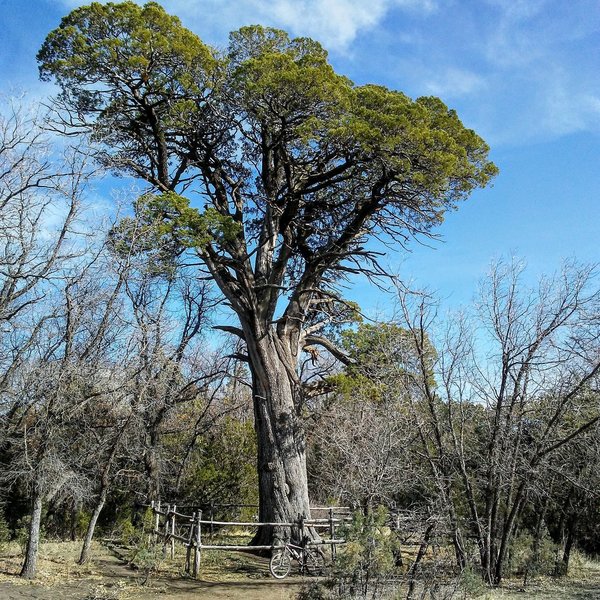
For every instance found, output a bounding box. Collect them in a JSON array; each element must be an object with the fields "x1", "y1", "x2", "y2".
[
  {"x1": 257, "y1": 0, "x2": 437, "y2": 50},
  {"x1": 541, "y1": 82, "x2": 600, "y2": 138},
  {"x1": 56, "y1": 0, "x2": 437, "y2": 51},
  {"x1": 477, "y1": 1, "x2": 600, "y2": 142},
  {"x1": 423, "y1": 68, "x2": 485, "y2": 98}
]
